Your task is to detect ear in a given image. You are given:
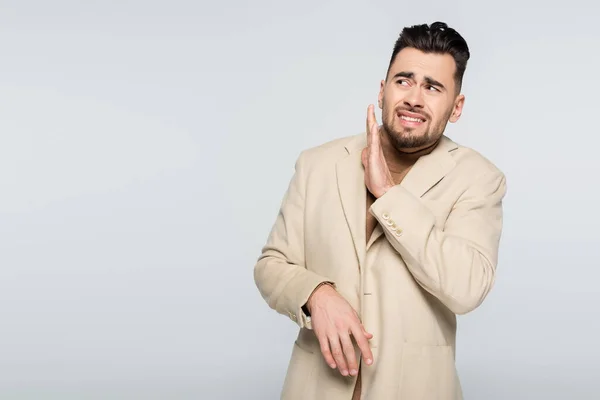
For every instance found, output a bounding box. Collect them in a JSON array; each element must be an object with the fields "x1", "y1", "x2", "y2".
[
  {"x1": 378, "y1": 80, "x2": 385, "y2": 109},
  {"x1": 449, "y1": 94, "x2": 465, "y2": 123}
]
